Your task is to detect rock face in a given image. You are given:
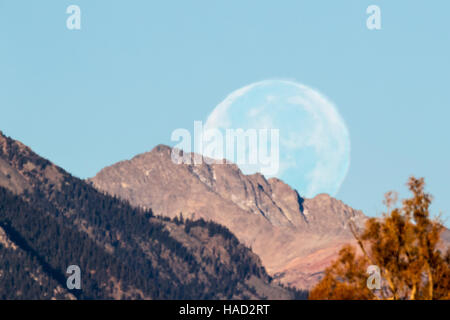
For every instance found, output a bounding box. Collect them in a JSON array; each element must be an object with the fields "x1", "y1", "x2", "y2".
[
  {"x1": 0, "y1": 131, "x2": 296, "y2": 300},
  {"x1": 90, "y1": 145, "x2": 367, "y2": 289}
]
